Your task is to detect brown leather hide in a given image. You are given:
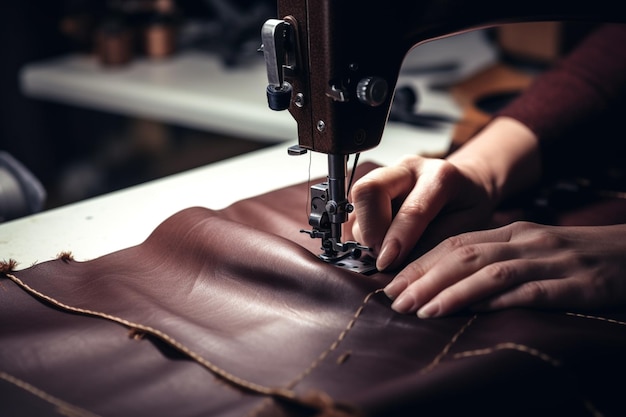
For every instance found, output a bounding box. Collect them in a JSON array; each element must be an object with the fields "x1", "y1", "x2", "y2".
[{"x1": 2, "y1": 162, "x2": 626, "y2": 417}]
